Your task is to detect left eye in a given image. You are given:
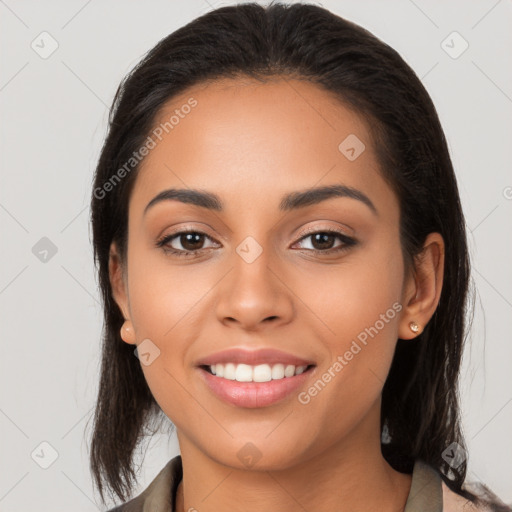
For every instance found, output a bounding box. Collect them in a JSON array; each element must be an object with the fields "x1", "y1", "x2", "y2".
[{"x1": 294, "y1": 231, "x2": 354, "y2": 252}]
